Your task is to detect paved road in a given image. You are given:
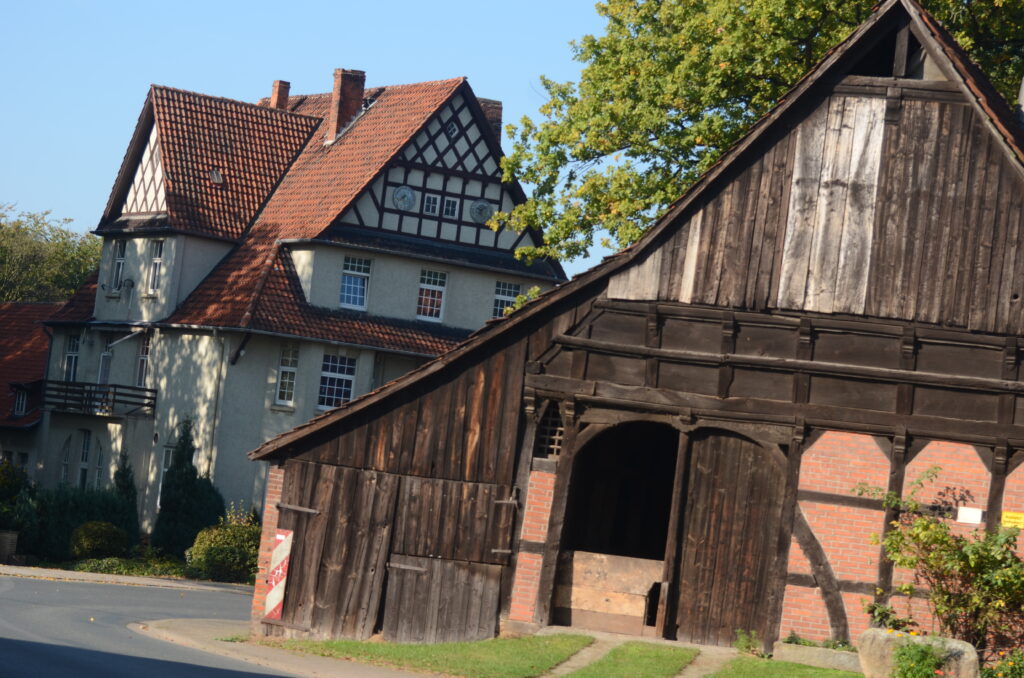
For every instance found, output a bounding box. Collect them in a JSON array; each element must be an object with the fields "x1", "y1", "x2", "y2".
[{"x1": 0, "y1": 575, "x2": 295, "y2": 677}]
